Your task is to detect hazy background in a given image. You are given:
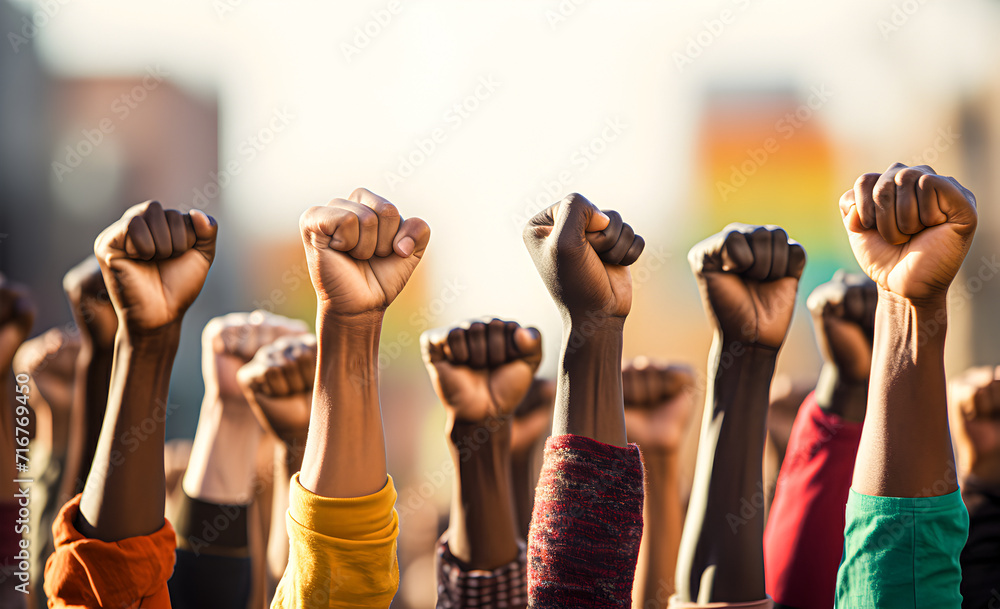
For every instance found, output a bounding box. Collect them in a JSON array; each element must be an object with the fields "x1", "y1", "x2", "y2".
[{"x1": 2, "y1": 0, "x2": 999, "y2": 605}]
